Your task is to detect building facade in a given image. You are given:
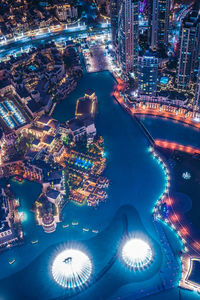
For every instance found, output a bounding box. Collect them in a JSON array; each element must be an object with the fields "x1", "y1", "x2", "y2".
[
  {"x1": 176, "y1": 10, "x2": 200, "y2": 91},
  {"x1": 110, "y1": 0, "x2": 120, "y2": 47},
  {"x1": 194, "y1": 61, "x2": 200, "y2": 108},
  {"x1": 117, "y1": 0, "x2": 139, "y2": 75},
  {"x1": 138, "y1": 51, "x2": 158, "y2": 96},
  {"x1": 150, "y1": 0, "x2": 170, "y2": 50},
  {"x1": 56, "y1": 4, "x2": 78, "y2": 22}
]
